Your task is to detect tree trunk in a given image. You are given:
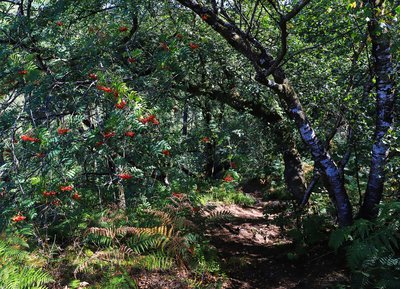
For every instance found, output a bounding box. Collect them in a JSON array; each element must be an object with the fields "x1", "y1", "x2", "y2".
[
  {"x1": 117, "y1": 184, "x2": 126, "y2": 211},
  {"x1": 359, "y1": 0, "x2": 395, "y2": 220},
  {"x1": 277, "y1": 128, "x2": 306, "y2": 203},
  {"x1": 176, "y1": 0, "x2": 353, "y2": 225},
  {"x1": 203, "y1": 100, "x2": 215, "y2": 178},
  {"x1": 283, "y1": 146, "x2": 306, "y2": 203},
  {"x1": 273, "y1": 80, "x2": 353, "y2": 226},
  {"x1": 182, "y1": 100, "x2": 188, "y2": 136},
  {"x1": 207, "y1": 87, "x2": 306, "y2": 201}
]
